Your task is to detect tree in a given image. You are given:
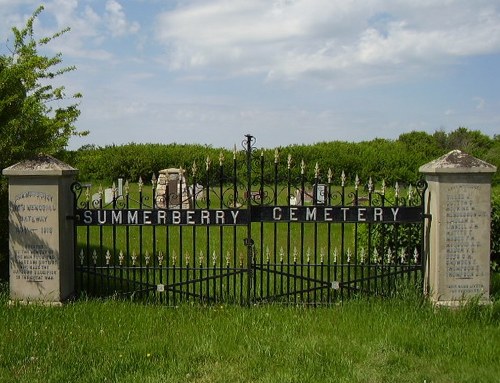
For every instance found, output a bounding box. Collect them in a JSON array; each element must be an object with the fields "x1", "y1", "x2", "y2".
[
  {"x1": 433, "y1": 127, "x2": 493, "y2": 157},
  {"x1": 0, "y1": 6, "x2": 86, "y2": 271}
]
